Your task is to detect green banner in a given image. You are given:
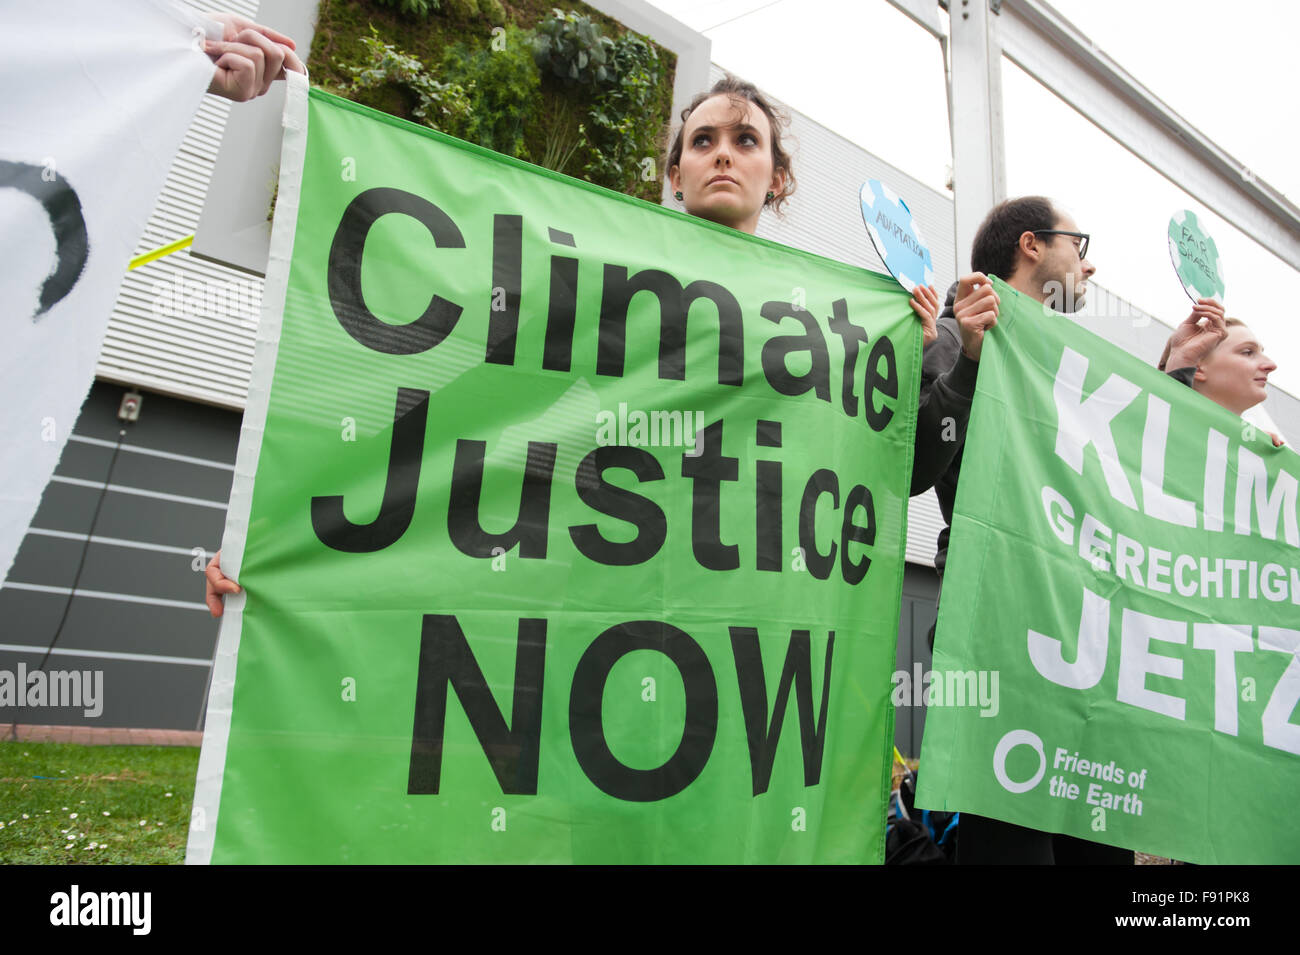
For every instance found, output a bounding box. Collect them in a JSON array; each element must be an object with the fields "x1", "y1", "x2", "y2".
[
  {"x1": 917, "y1": 279, "x2": 1300, "y2": 864},
  {"x1": 194, "y1": 89, "x2": 921, "y2": 863}
]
